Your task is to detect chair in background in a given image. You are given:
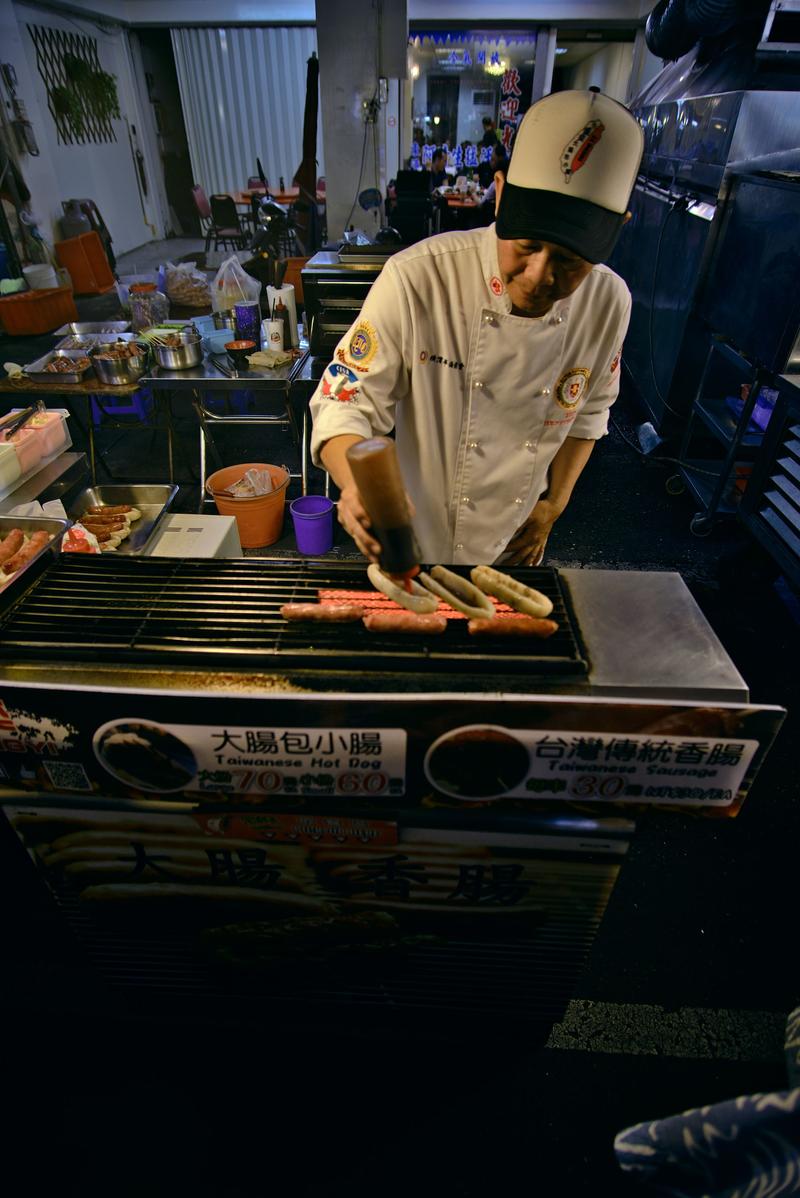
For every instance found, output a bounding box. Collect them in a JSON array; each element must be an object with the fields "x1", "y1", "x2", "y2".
[
  {"x1": 208, "y1": 194, "x2": 249, "y2": 252},
  {"x1": 388, "y1": 172, "x2": 433, "y2": 245},
  {"x1": 191, "y1": 184, "x2": 214, "y2": 250}
]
